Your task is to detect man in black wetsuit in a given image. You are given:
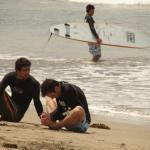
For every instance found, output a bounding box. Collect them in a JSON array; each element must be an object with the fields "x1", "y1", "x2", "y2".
[
  {"x1": 40, "y1": 79, "x2": 91, "y2": 133},
  {"x1": 85, "y1": 4, "x2": 102, "y2": 62},
  {"x1": 0, "y1": 57, "x2": 43, "y2": 122}
]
